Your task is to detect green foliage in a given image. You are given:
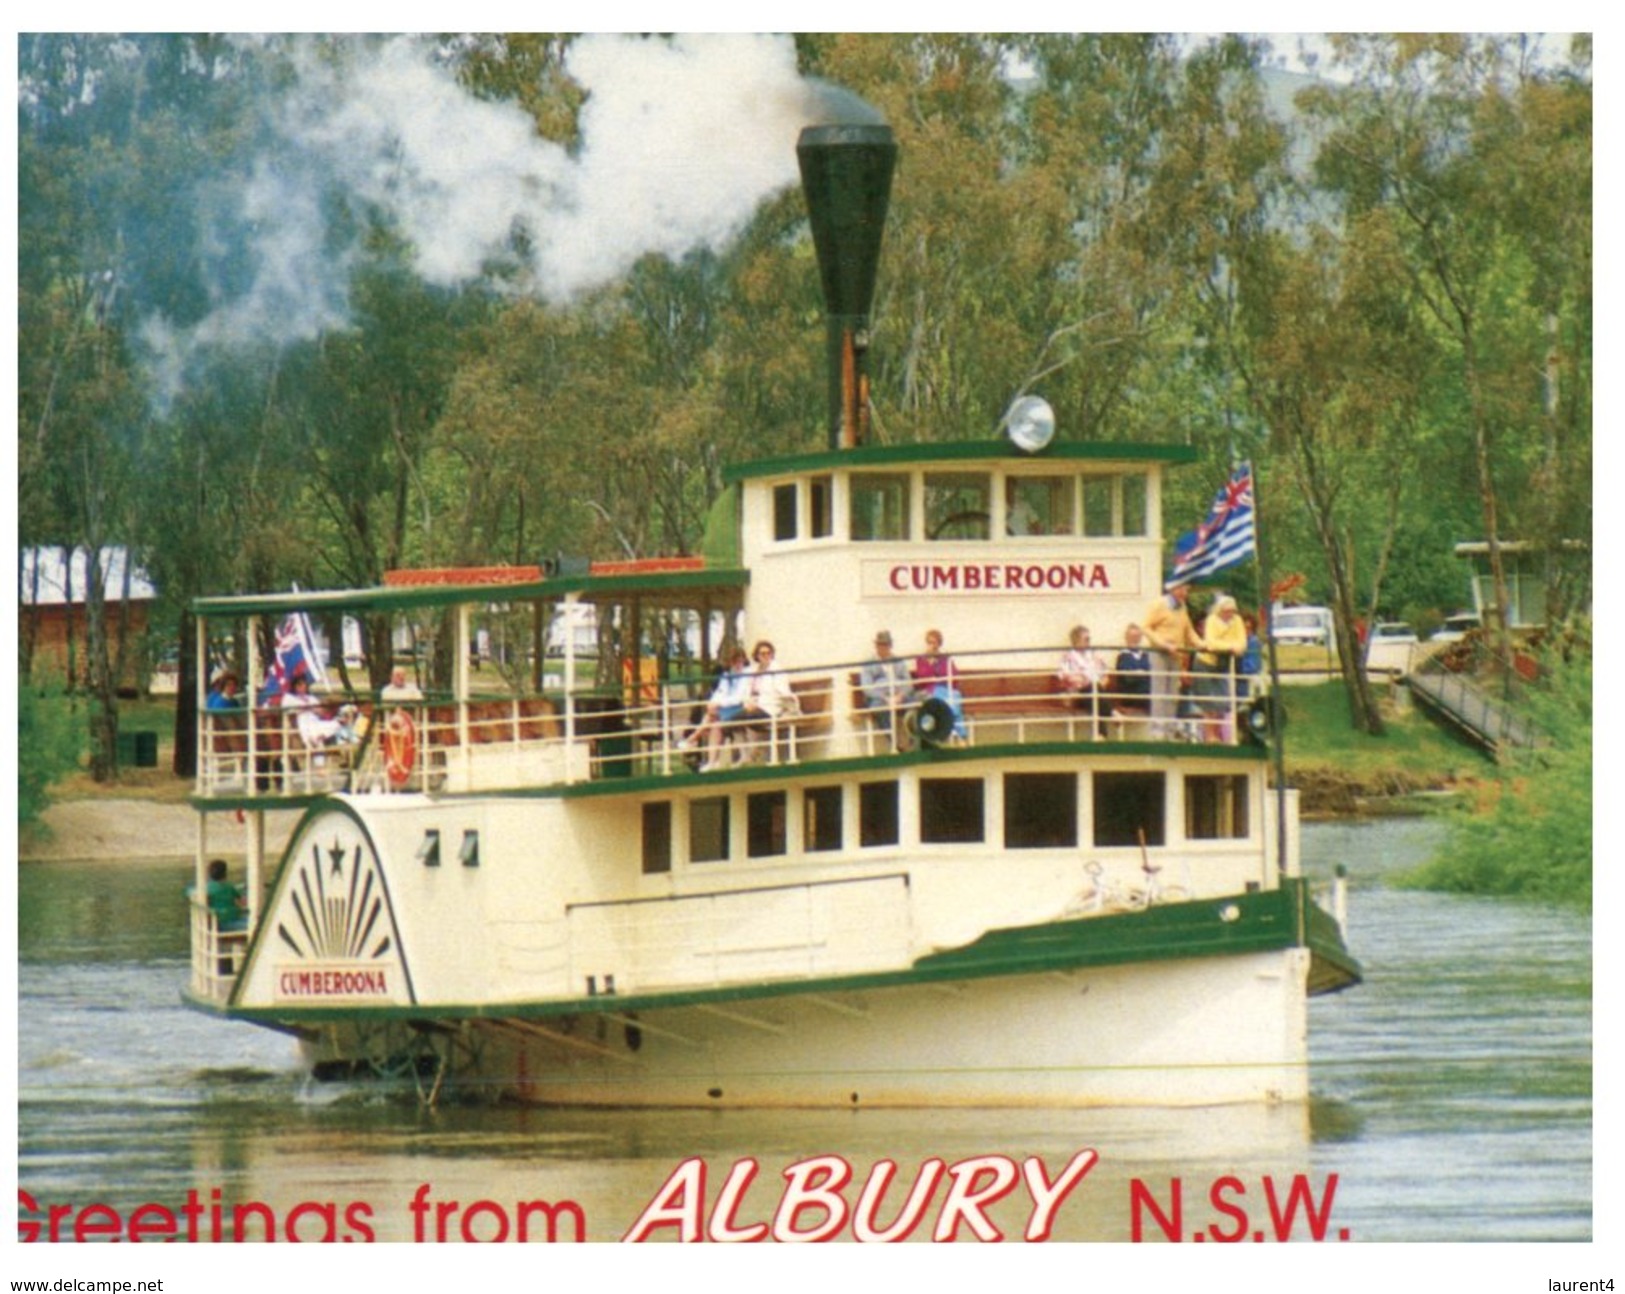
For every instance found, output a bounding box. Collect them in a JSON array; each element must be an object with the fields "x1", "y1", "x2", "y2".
[
  {"x1": 15, "y1": 32, "x2": 1591, "y2": 693},
  {"x1": 18, "y1": 684, "x2": 86, "y2": 827},
  {"x1": 1398, "y1": 650, "x2": 1592, "y2": 908}
]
